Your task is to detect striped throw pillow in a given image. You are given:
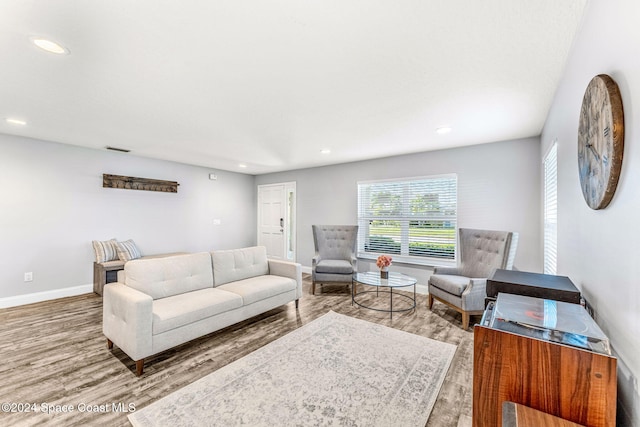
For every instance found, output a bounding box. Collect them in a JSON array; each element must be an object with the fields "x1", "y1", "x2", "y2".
[
  {"x1": 116, "y1": 239, "x2": 142, "y2": 261},
  {"x1": 92, "y1": 239, "x2": 118, "y2": 263}
]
